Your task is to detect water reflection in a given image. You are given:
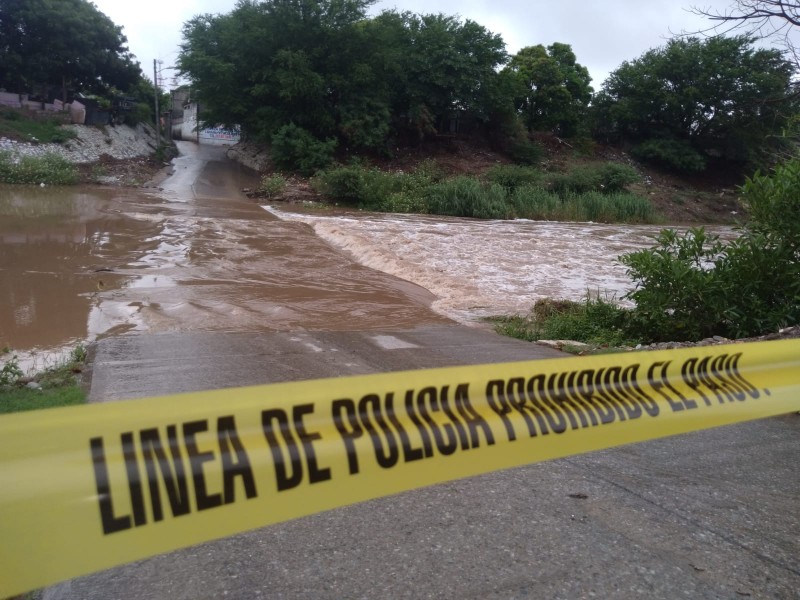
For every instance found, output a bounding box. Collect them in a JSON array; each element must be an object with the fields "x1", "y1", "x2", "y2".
[{"x1": 0, "y1": 185, "x2": 162, "y2": 360}]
